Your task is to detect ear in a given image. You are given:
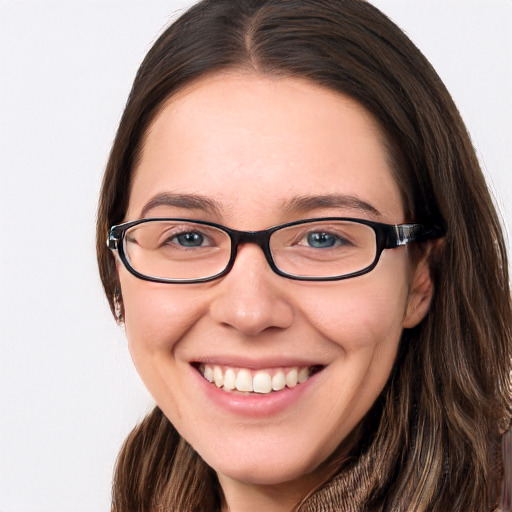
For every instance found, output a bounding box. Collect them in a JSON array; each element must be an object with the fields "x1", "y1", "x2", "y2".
[
  {"x1": 402, "y1": 241, "x2": 440, "y2": 329},
  {"x1": 112, "y1": 256, "x2": 125, "y2": 323}
]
